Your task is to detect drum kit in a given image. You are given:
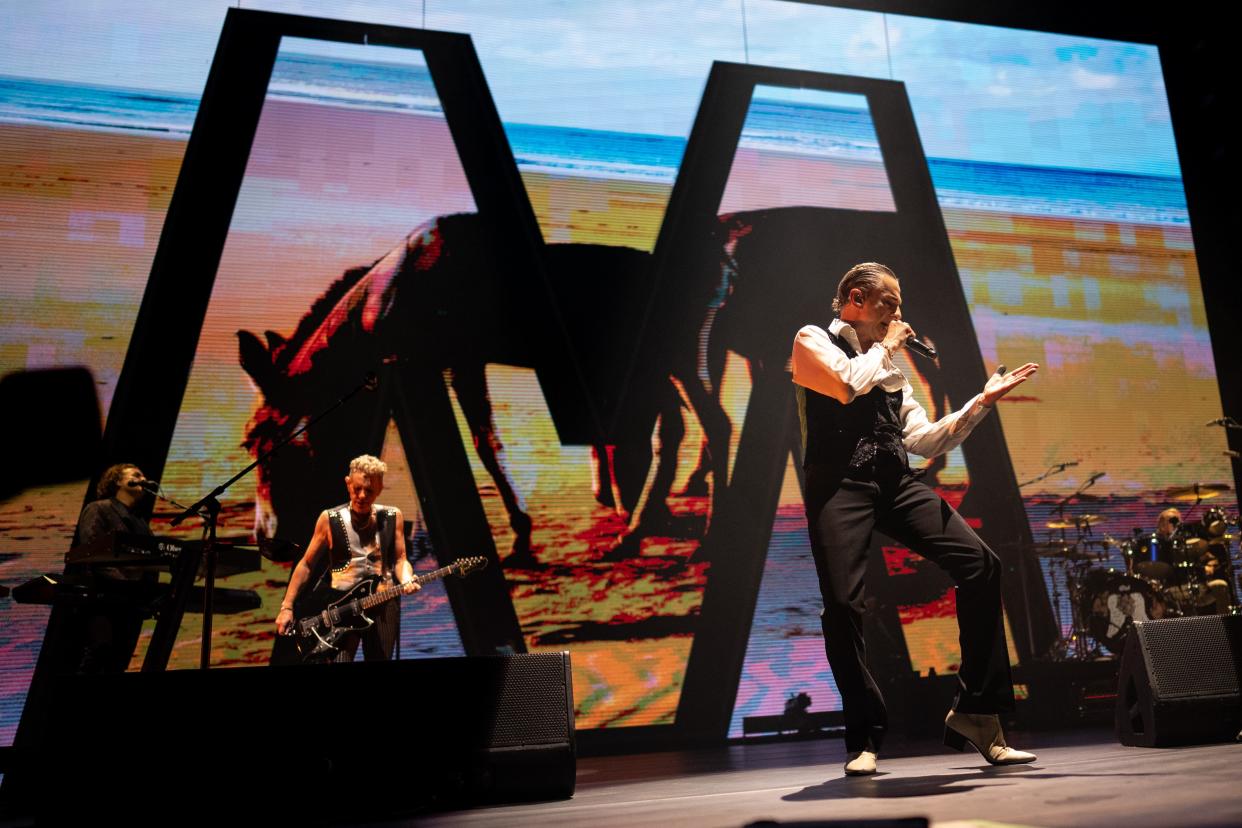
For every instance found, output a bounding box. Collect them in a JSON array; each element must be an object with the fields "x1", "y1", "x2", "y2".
[{"x1": 1036, "y1": 482, "x2": 1240, "y2": 660}]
